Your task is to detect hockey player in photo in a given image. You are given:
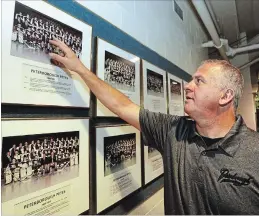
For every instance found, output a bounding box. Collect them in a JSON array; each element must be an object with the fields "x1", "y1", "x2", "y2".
[
  {"x1": 40, "y1": 154, "x2": 49, "y2": 175},
  {"x1": 20, "y1": 156, "x2": 28, "y2": 181},
  {"x1": 3, "y1": 152, "x2": 12, "y2": 168},
  {"x1": 13, "y1": 150, "x2": 21, "y2": 163},
  {"x1": 32, "y1": 155, "x2": 41, "y2": 176},
  {"x1": 29, "y1": 140, "x2": 36, "y2": 152},
  {"x1": 56, "y1": 153, "x2": 63, "y2": 170},
  {"x1": 9, "y1": 144, "x2": 17, "y2": 158},
  {"x1": 27, "y1": 157, "x2": 33, "y2": 178},
  {"x1": 49, "y1": 151, "x2": 57, "y2": 173},
  {"x1": 73, "y1": 149, "x2": 79, "y2": 165},
  {"x1": 70, "y1": 151, "x2": 75, "y2": 166},
  {"x1": 4, "y1": 165, "x2": 13, "y2": 185},
  {"x1": 11, "y1": 159, "x2": 20, "y2": 182}
]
